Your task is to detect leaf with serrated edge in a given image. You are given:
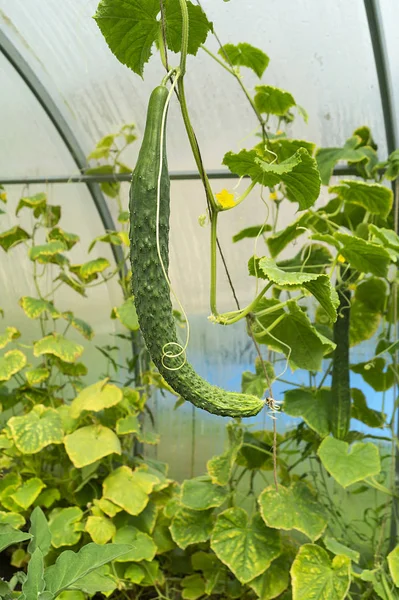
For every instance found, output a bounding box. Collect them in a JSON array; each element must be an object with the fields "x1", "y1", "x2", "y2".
[{"x1": 259, "y1": 482, "x2": 327, "y2": 541}]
